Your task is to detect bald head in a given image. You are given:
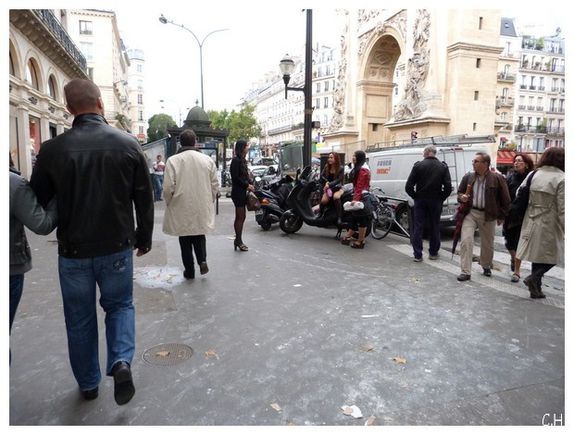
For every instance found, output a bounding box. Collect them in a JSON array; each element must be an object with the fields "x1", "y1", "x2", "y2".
[{"x1": 64, "y1": 79, "x2": 103, "y2": 115}]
